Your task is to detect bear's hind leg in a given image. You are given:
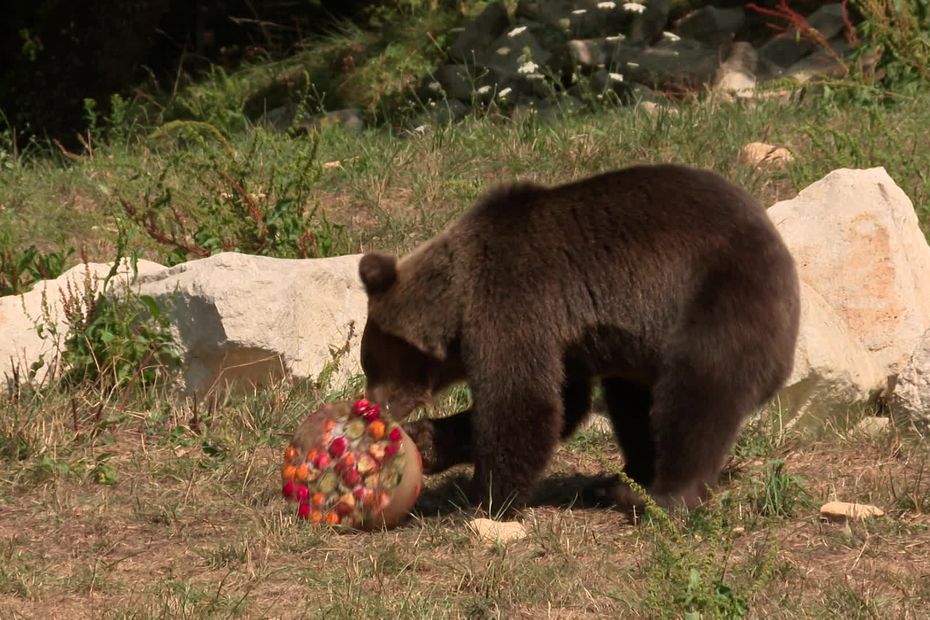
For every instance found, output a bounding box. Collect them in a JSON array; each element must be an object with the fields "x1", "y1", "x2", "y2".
[
  {"x1": 602, "y1": 378, "x2": 655, "y2": 487},
  {"x1": 559, "y1": 375, "x2": 594, "y2": 440}
]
